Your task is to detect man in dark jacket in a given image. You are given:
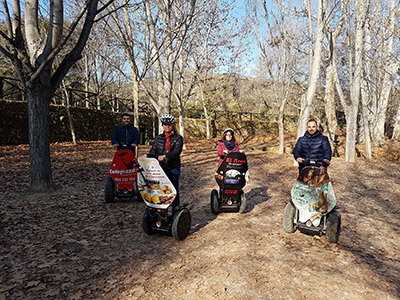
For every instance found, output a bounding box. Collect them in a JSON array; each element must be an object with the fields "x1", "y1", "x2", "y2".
[
  {"x1": 111, "y1": 113, "x2": 140, "y2": 151},
  {"x1": 293, "y1": 119, "x2": 332, "y2": 173},
  {"x1": 146, "y1": 114, "x2": 183, "y2": 209}
]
